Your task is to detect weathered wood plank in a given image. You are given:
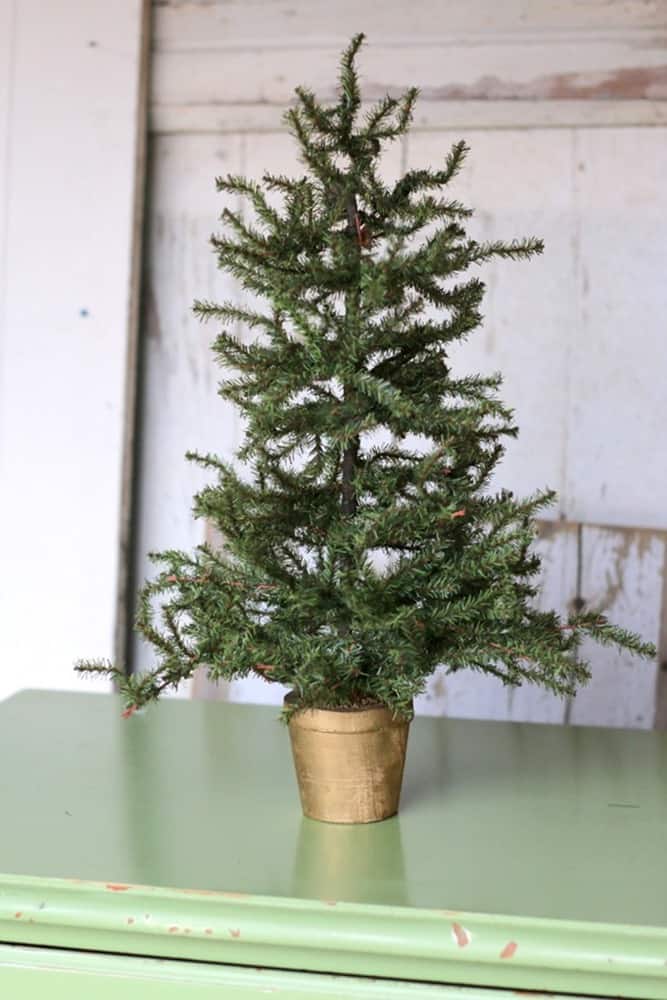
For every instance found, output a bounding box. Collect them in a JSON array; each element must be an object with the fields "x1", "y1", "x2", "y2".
[
  {"x1": 563, "y1": 127, "x2": 667, "y2": 532},
  {"x1": 151, "y1": 39, "x2": 667, "y2": 113},
  {"x1": 416, "y1": 521, "x2": 577, "y2": 722},
  {"x1": 568, "y1": 525, "x2": 664, "y2": 729},
  {"x1": 114, "y1": 0, "x2": 152, "y2": 670},
  {"x1": 408, "y1": 126, "x2": 666, "y2": 534},
  {"x1": 133, "y1": 131, "x2": 244, "y2": 677},
  {"x1": 505, "y1": 521, "x2": 578, "y2": 723},
  {"x1": 153, "y1": 0, "x2": 667, "y2": 46},
  {"x1": 151, "y1": 0, "x2": 667, "y2": 134},
  {"x1": 151, "y1": 99, "x2": 667, "y2": 136},
  {"x1": 0, "y1": 0, "x2": 147, "y2": 702},
  {"x1": 407, "y1": 127, "x2": 574, "y2": 516}
]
